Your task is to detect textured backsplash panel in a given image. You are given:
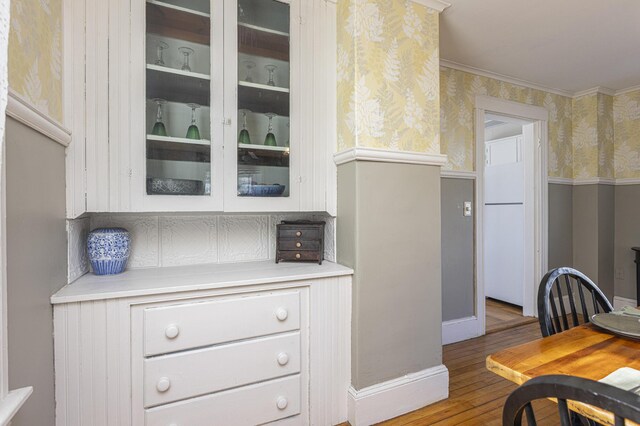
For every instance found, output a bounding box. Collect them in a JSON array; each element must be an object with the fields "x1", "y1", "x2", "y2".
[{"x1": 67, "y1": 213, "x2": 336, "y2": 283}]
